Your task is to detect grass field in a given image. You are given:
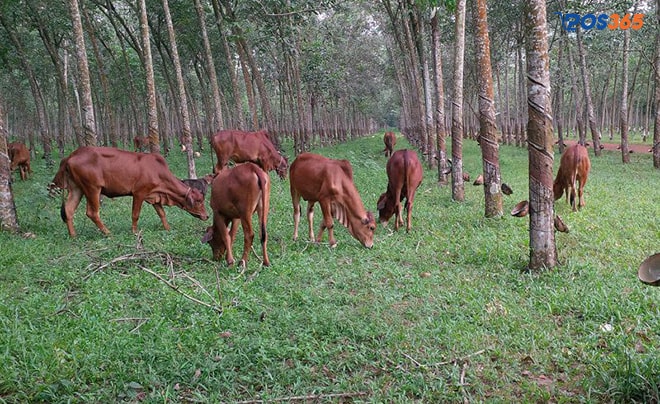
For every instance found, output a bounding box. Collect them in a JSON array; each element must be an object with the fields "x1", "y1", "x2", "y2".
[{"x1": 1, "y1": 134, "x2": 659, "y2": 402}]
